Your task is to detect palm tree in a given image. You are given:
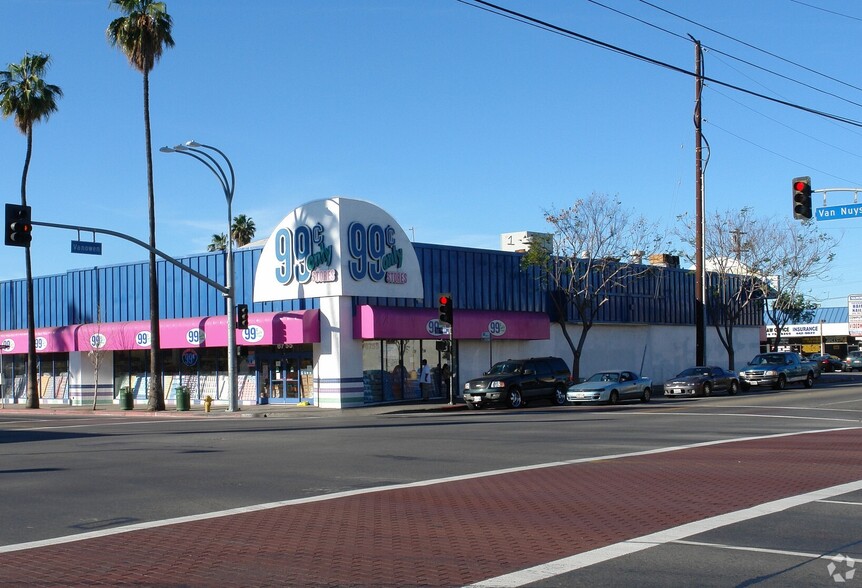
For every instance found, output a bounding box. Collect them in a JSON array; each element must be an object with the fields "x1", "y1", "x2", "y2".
[
  {"x1": 207, "y1": 233, "x2": 228, "y2": 252},
  {"x1": 107, "y1": 0, "x2": 174, "y2": 411},
  {"x1": 231, "y1": 214, "x2": 256, "y2": 247},
  {"x1": 0, "y1": 53, "x2": 63, "y2": 410}
]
